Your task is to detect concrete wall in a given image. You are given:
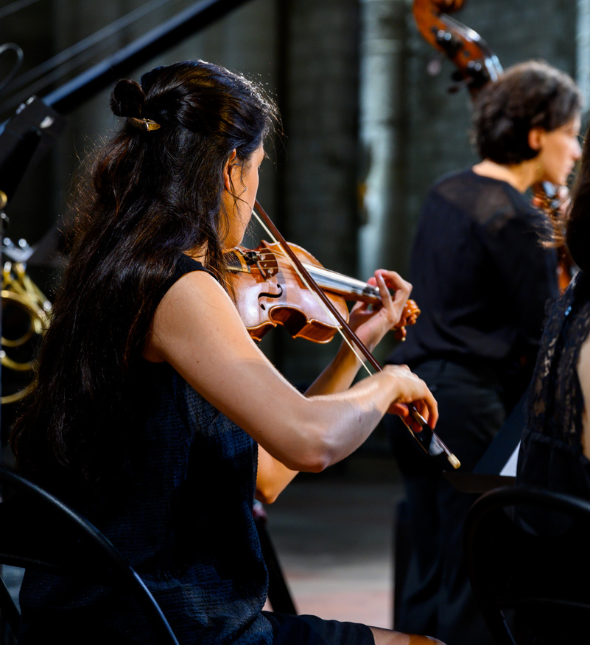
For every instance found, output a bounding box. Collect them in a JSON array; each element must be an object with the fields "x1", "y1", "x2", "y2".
[
  {"x1": 270, "y1": 0, "x2": 361, "y2": 382},
  {"x1": 358, "y1": 0, "x2": 408, "y2": 279}
]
